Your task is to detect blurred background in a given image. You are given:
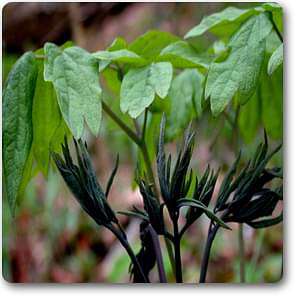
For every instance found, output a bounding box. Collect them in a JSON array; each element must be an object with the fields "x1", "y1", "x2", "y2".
[{"x1": 2, "y1": 2, "x2": 283, "y2": 283}]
